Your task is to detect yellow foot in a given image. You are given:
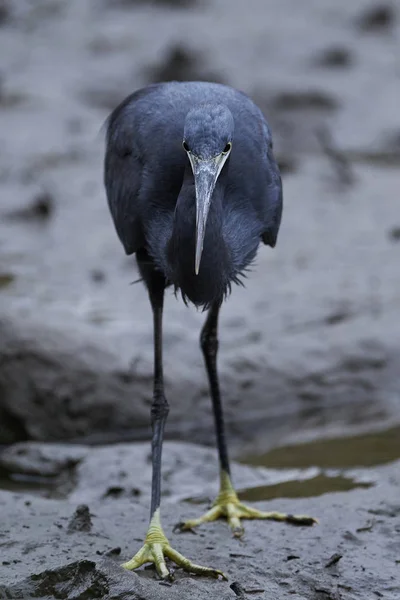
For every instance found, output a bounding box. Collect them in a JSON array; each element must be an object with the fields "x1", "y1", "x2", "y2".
[
  {"x1": 122, "y1": 508, "x2": 227, "y2": 580},
  {"x1": 177, "y1": 471, "x2": 318, "y2": 538}
]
